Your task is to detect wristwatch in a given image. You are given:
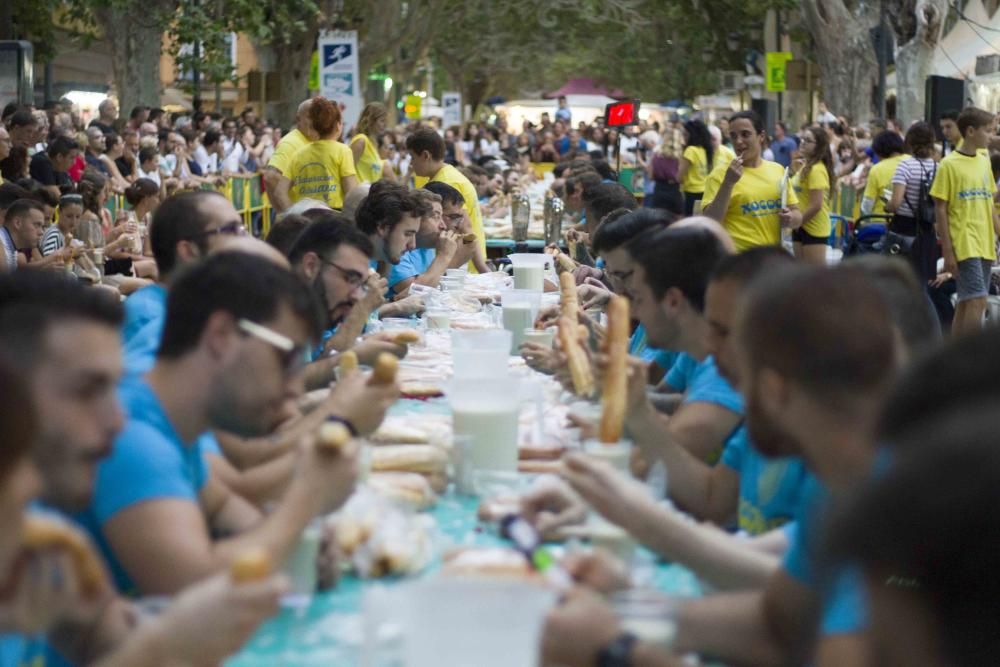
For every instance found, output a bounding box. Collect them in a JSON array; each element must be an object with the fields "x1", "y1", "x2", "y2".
[{"x1": 597, "y1": 631, "x2": 638, "y2": 667}]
